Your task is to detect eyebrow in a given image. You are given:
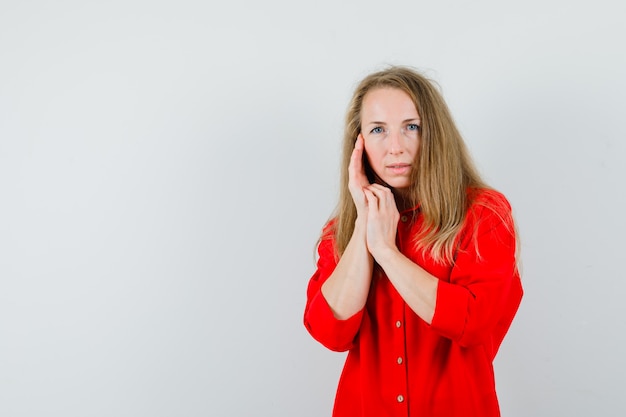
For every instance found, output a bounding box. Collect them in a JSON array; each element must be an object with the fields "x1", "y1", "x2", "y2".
[{"x1": 365, "y1": 118, "x2": 421, "y2": 125}]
